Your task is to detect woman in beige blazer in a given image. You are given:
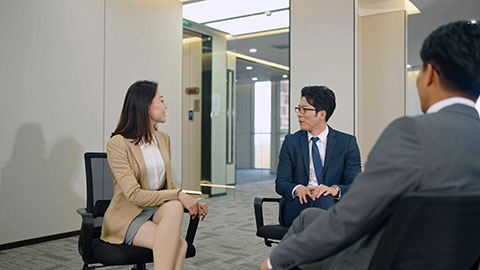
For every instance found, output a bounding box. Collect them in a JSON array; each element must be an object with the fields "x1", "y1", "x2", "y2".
[{"x1": 102, "y1": 80, "x2": 207, "y2": 270}]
